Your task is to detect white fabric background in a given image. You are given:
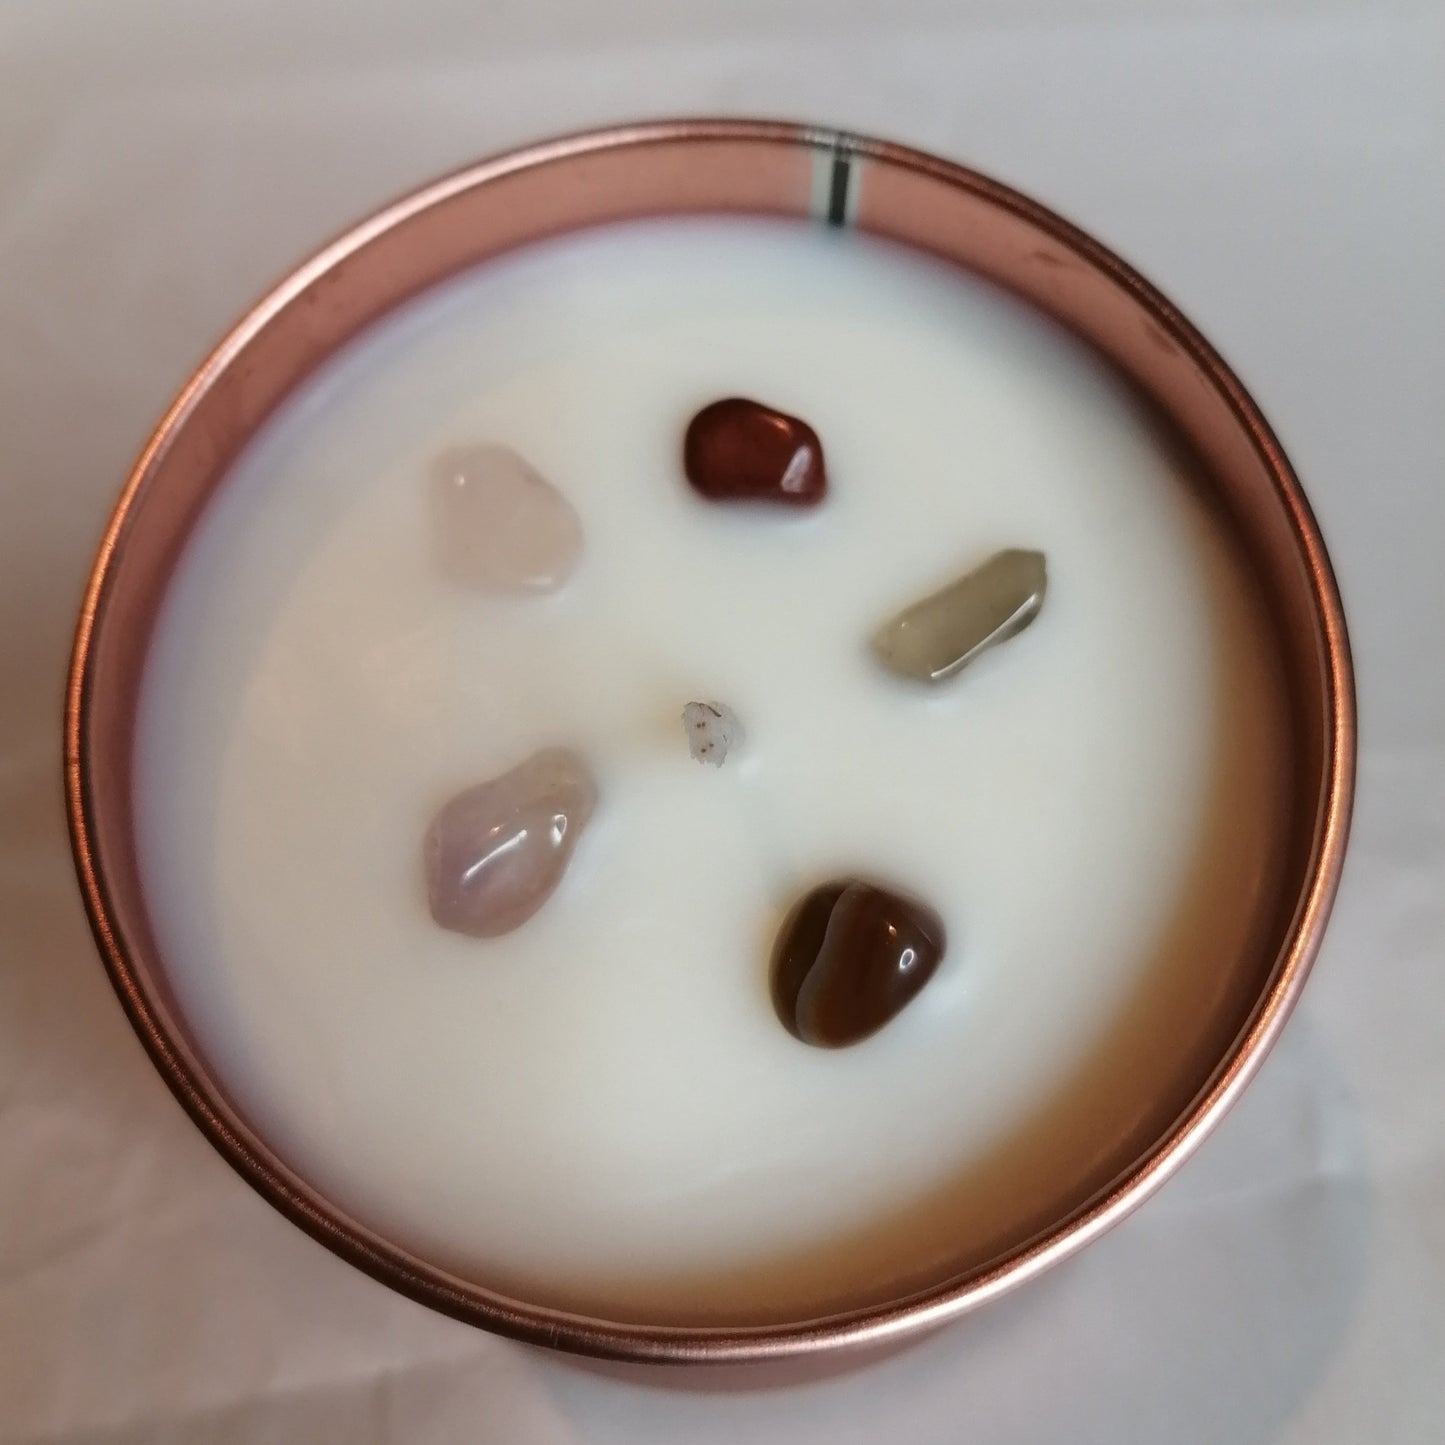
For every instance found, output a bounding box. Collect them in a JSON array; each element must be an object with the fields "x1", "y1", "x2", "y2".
[{"x1": 1, "y1": 1, "x2": 1440, "y2": 1440}]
